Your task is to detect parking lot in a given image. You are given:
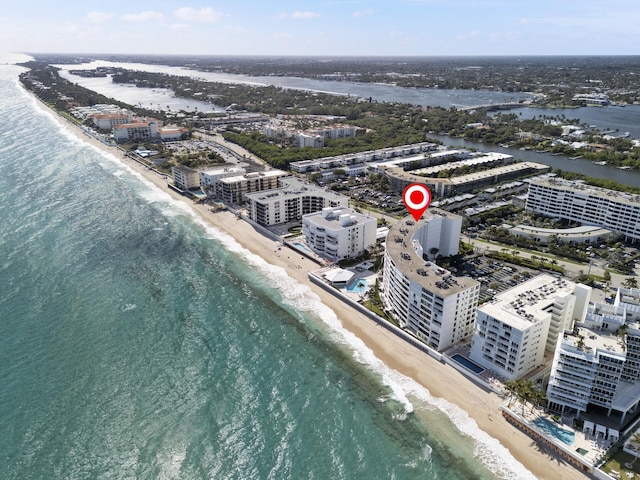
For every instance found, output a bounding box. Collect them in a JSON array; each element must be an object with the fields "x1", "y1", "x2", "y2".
[{"x1": 457, "y1": 256, "x2": 538, "y2": 300}]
